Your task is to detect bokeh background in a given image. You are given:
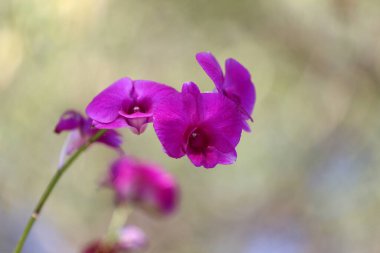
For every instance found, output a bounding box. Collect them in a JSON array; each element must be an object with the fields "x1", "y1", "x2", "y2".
[{"x1": 1, "y1": 0, "x2": 380, "y2": 252}]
